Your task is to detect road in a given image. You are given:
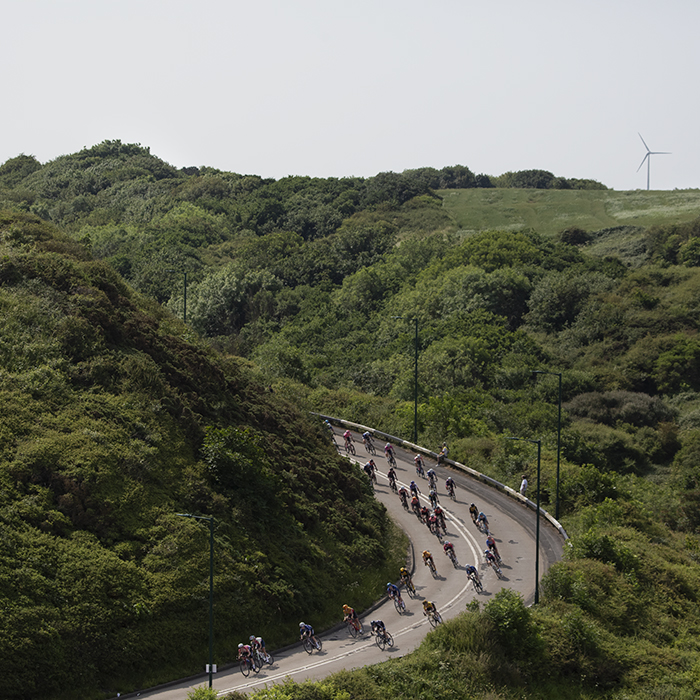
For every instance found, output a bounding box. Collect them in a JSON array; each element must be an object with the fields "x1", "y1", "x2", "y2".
[{"x1": 132, "y1": 432, "x2": 565, "y2": 699}]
